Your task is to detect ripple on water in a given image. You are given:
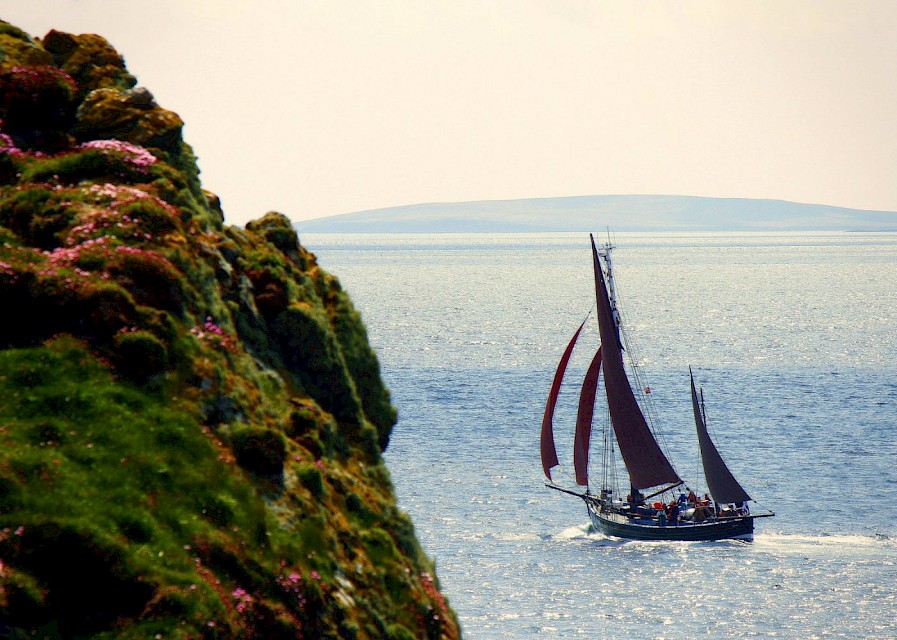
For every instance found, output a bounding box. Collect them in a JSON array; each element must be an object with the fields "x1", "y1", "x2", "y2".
[{"x1": 306, "y1": 232, "x2": 897, "y2": 640}]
